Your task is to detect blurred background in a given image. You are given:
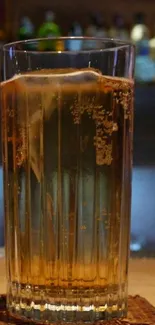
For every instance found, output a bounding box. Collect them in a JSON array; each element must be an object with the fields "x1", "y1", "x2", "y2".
[{"x1": 0, "y1": 0, "x2": 155, "y2": 256}]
